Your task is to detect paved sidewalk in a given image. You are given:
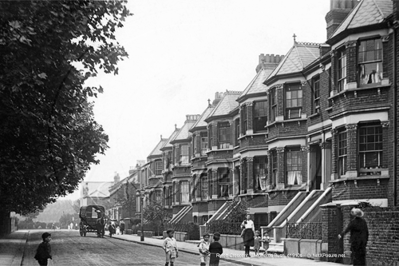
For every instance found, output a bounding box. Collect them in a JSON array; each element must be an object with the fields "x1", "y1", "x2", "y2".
[
  {"x1": 110, "y1": 233, "x2": 341, "y2": 266},
  {"x1": 0, "y1": 231, "x2": 29, "y2": 266}
]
